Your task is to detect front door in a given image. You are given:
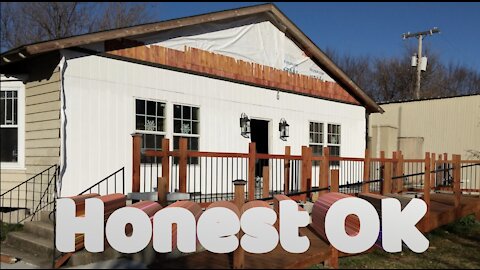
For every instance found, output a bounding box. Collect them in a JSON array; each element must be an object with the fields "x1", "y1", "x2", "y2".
[{"x1": 250, "y1": 119, "x2": 269, "y2": 177}]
